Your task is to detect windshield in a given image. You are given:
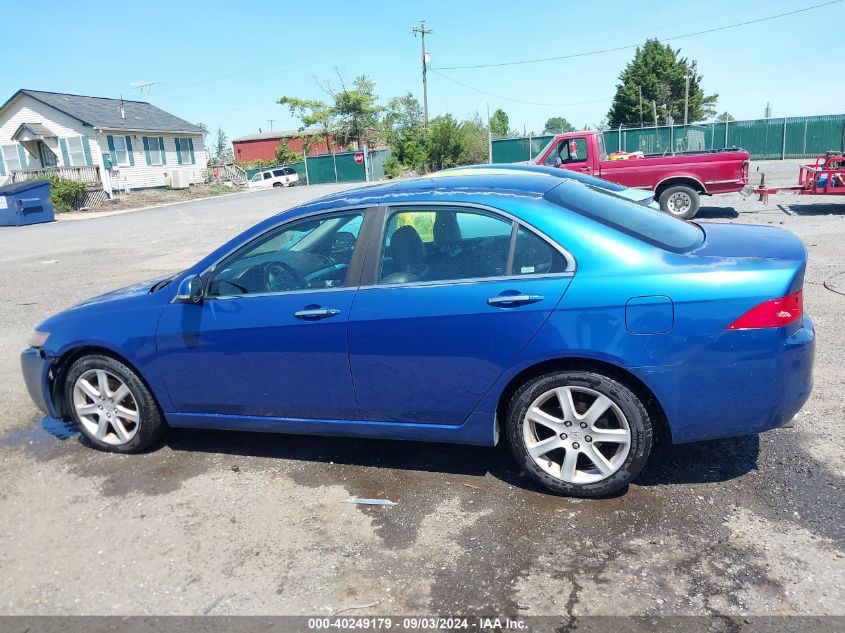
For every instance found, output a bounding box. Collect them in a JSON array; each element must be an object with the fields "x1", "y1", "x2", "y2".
[
  {"x1": 545, "y1": 181, "x2": 704, "y2": 252},
  {"x1": 532, "y1": 137, "x2": 558, "y2": 163}
]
